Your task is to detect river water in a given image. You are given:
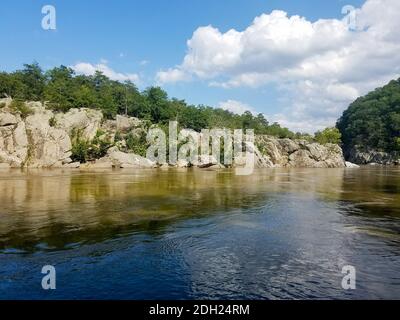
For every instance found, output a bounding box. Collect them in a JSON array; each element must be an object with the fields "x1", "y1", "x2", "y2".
[{"x1": 0, "y1": 167, "x2": 399, "y2": 299}]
